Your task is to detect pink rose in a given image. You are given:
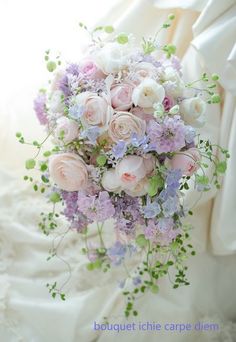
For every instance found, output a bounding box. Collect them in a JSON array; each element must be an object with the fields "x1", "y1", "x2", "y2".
[
  {"x1": 55, "y1": 117, "x2": 79, "y2": 143},
  {"x1": 76, "y1": 92, "x2": 113, "y2": 132},
  {"x1": 116, "y1": 155, "x2": 147, "y2": 190},
  {"x1": 108, "y1": 111, "x2": 146, "y2": 143},
  {"x1": 170, "y1": 148, "x2": 201, "y2": 176},
  {"x1": 49, "y1": 153, "x2": 88, "y2": 191},
  {"x1": 111, "y1": 83, "x2": 134, "y2": 111},
  {"x1": 80, "y1": 60, "x2": 105, "y2": 80}
]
